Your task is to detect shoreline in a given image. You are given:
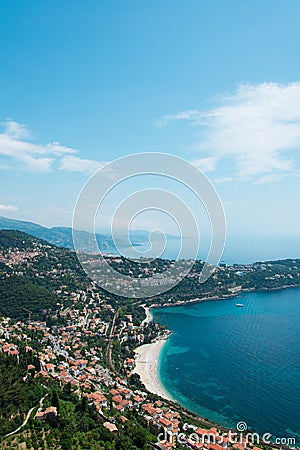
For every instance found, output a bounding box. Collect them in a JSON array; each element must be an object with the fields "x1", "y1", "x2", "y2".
[
  {"x1": 133, "y1": 334, "x2": 173, "y2": 402},
  {"x1": 133, "y1": 284, "x2": 300, "y2": 424},
  {"x1": 150, "y1": 283, "x2": 300, "y2": 310}
]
